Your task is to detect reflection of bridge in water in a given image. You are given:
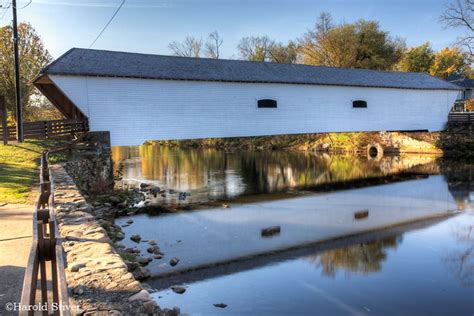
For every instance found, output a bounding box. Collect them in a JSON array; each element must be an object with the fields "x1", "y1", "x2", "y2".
[{"x1": 117, "y1": 174, "x2": 461, "y2": 280}]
